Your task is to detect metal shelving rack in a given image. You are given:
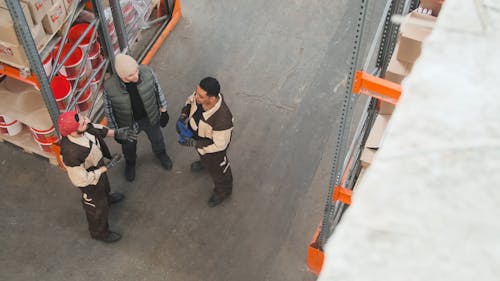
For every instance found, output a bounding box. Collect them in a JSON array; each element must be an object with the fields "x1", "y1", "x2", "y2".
[
  {"x1": 0, "y1": 0, "x2": 181, "y2": 166},
  {"x1": 307, "y1": 0, "x2": 418, "y2": 275},
  {"x1": 0, "y1": 0, "x2": 116, "y2": 165},
  {"x1": 108, "y1": 0, "x2": 181, "y2": 63}
]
